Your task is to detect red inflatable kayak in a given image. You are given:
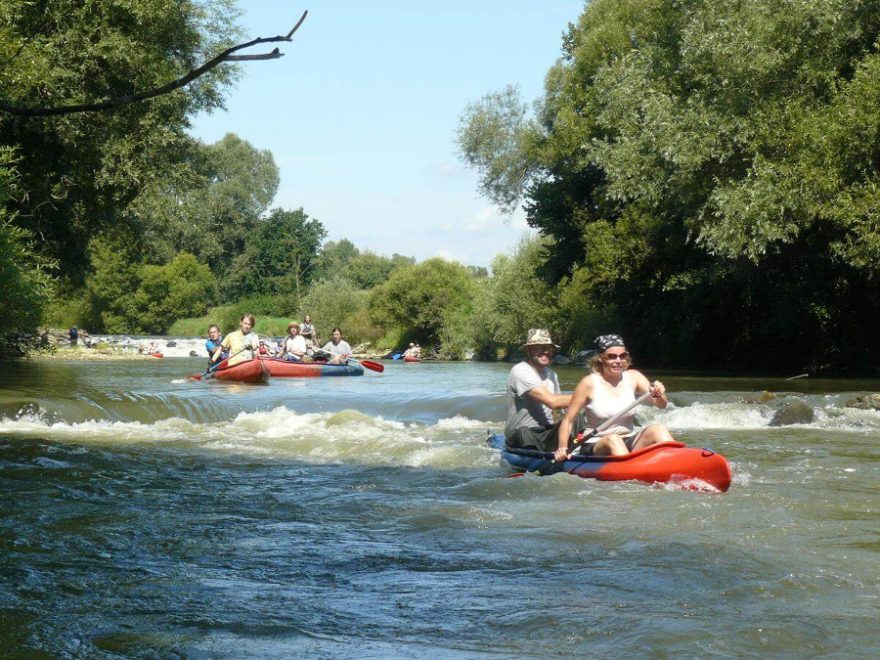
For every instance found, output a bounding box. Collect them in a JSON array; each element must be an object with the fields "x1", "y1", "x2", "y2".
[
  {"x1": 259, "y1": 357, "x2": 364, "y2": 377},
  {"x1": 403, "y1": 355, "x2": 420, "y2": 363},
  {"x1": 210, "y1": 358, "x2": 270, "y2": 383},
  {"x1": 490, "y1": 435, "x2": 732, "y2": 492}
]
